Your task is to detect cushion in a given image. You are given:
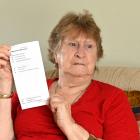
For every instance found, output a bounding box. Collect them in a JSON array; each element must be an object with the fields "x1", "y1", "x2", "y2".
[
  {"x1": 125, "y1": 91, "x2": 140, "y2": 132},
  {"x1": 125, "y1": 91, "x2": 140, "y2": 107}
]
